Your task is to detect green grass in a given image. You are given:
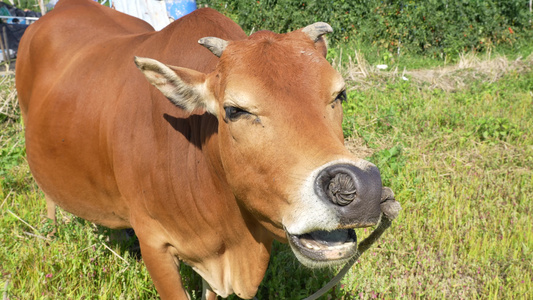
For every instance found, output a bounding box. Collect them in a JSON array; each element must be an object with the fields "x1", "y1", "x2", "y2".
[
  {"x1": 337, "y1": 64, "x2": 532, "y2": 299},
  {"x1": 1, "y1": 50, "x2": 532, "y2": 299}
]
